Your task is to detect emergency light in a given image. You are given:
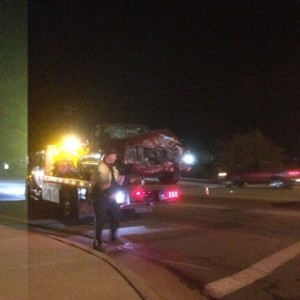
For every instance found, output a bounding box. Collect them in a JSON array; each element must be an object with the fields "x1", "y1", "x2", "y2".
[{"x1": 61, "y1": 135, "x2": 82, "y2": 153}]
